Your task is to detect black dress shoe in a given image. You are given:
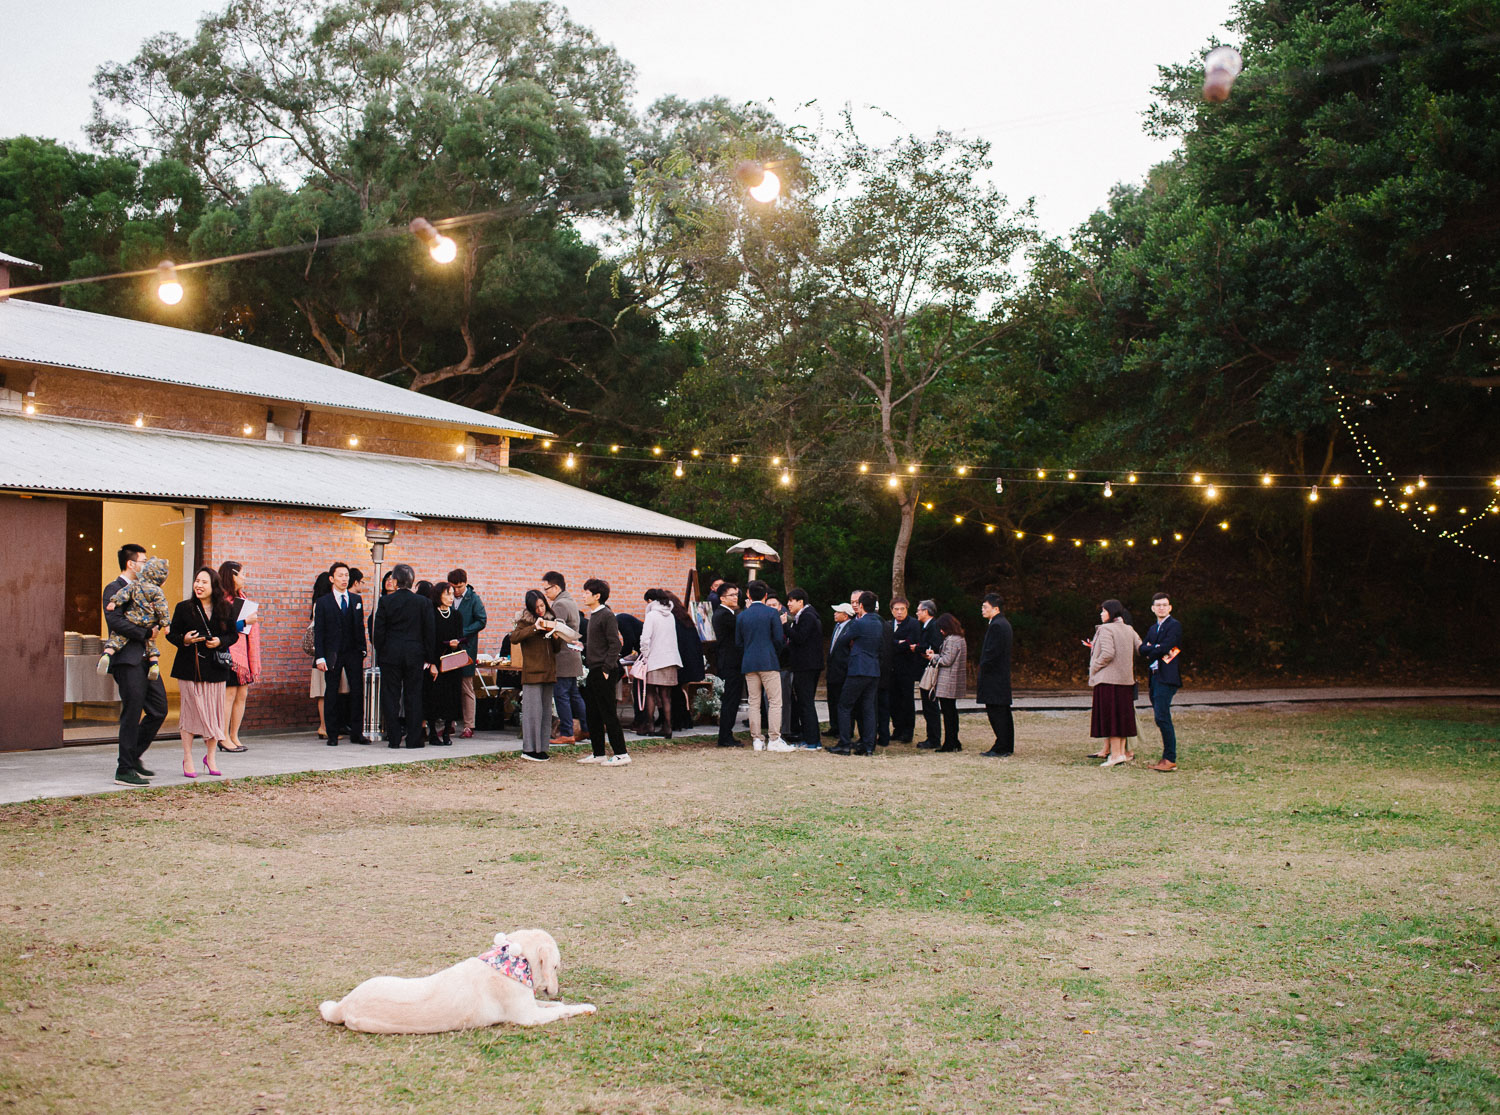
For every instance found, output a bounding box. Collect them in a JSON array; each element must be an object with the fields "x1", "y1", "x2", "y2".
[
  {"x1": 937, "y1": 743, "x2": 962, "y2": 752},
  {"x1": 433, "y1": 737, "x2": 452, "y2": 746},
  {"x1": 716, "y1": 740, "x2": 745, "y2": 748},
  {"x1": 853, "y1": 746, "x2": 874, "y2": 756},
  {"x1": 327, "y1": 738, "x2": 339, "y2": 746},
  {"x1": 917, "y1": 740, "x2": 939, "y2": 750},
  {"x1": 350, "y1": 736, "x2": 371, "y2": 745},
  {"x1": 825, "y1": 744, "x2": 854, "y2": 756},
  {"x1": 388, "y1": 742, "x2": 401, "y2": 749},
  {"x1": 405, "y1": 742, "x2": 426, "y2": 748},
  {"x1": 980, "y1": 748, "x2": 1013, "y2": 758}
]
